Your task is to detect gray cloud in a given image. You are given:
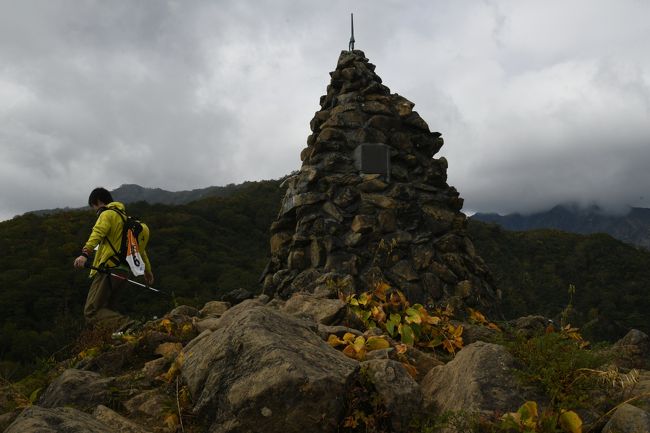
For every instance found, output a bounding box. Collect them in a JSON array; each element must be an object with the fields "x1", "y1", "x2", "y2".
[{"x1": 1, "y1": 0, "x2": 649, "y2": 221}]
